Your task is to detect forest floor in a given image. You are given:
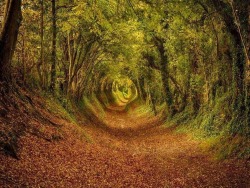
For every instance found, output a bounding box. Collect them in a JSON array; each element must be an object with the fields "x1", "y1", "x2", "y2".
[{"x1": 0, "y1": 93, "x2": 250, "y2": 187}]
